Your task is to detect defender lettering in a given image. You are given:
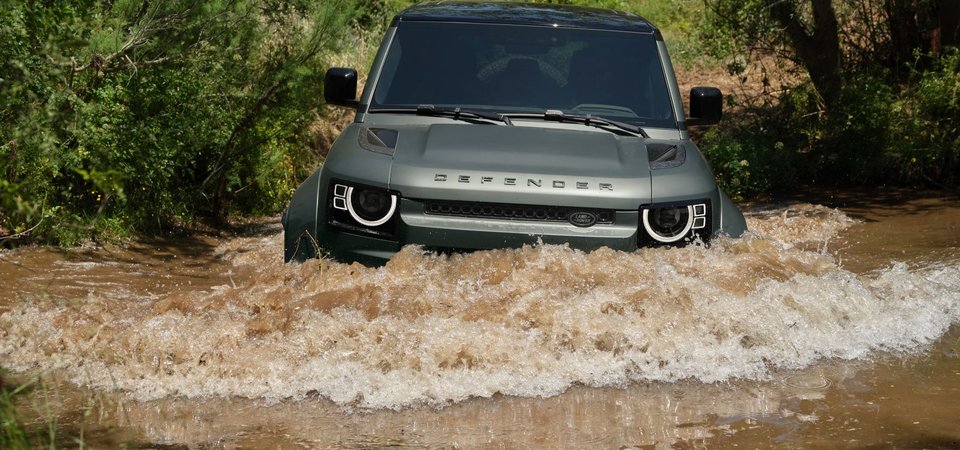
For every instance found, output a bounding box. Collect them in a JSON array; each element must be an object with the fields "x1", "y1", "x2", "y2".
[{"x1": 433, "y1": 174, "x2": 612, "y2": 191}]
